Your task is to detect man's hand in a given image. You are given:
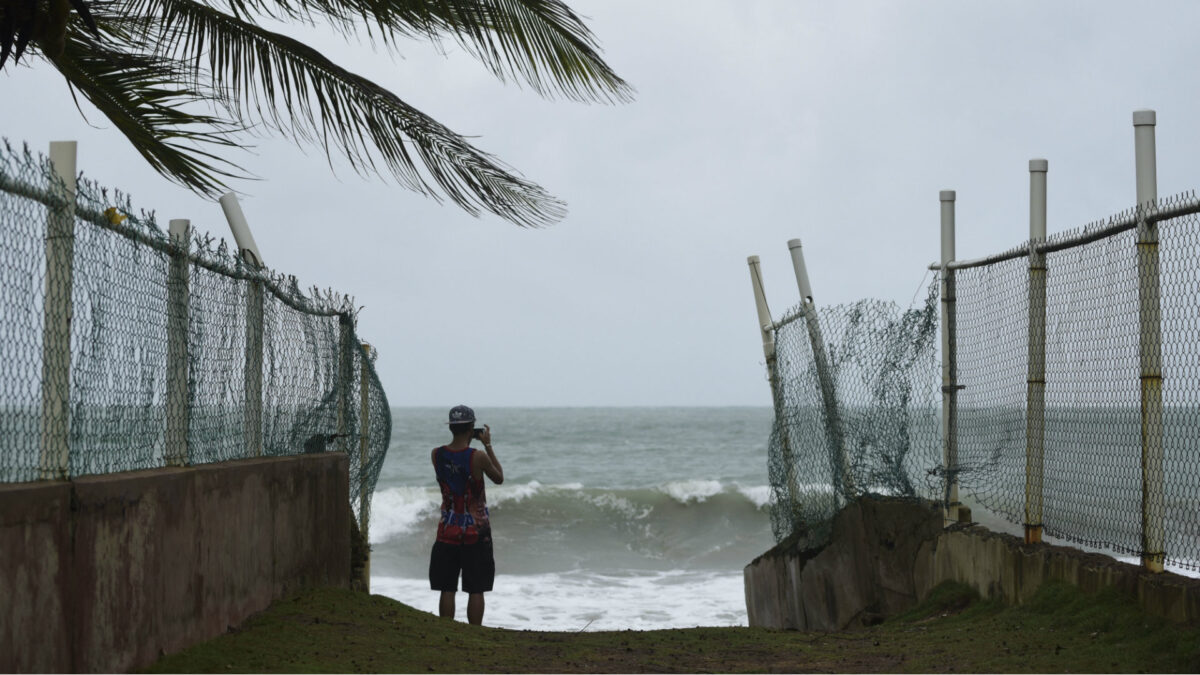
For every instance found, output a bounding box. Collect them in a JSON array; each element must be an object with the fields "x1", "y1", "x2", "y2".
[{"x1": 476, "y1": 425, "x2": 503, "y2": 484}]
